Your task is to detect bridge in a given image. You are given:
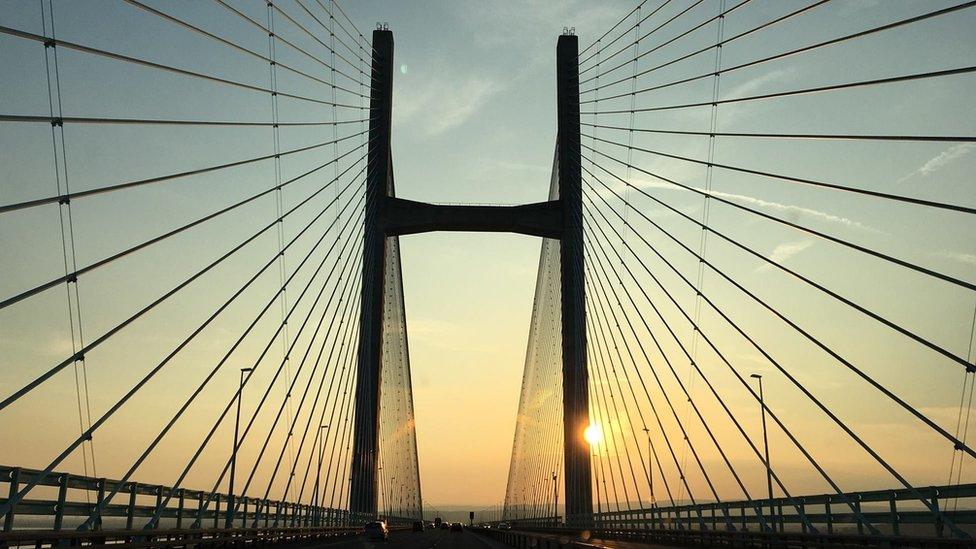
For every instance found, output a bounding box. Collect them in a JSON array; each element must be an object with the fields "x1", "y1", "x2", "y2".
[{"x1": 1, "y1": 0, "x2": 975, "y2": 547}]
